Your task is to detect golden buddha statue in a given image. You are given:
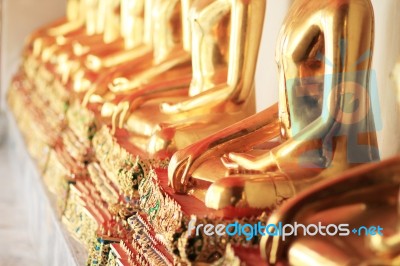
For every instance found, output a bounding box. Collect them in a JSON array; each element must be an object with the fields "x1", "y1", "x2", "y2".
[
  {"x1": 263, "y1": 45, "x2": 400, "y2": 266},
  {"x1": 15, "y1": 0, "x2": 119, "y2": 125},
  {"x1": 61, "y1": 0, "x2": 194, "y2": 202},
  {"x1": 22, "y1": 0, "x2": 87, "y2": 80},
  {"x1": 28, "y1": 0, "x2": 115, "y2": 62},
  {"x1": 23, "y1": 0, "x2": 86, "y2": 57},
  {"x1": 75, "y1": 0, "x2": 169, "y2": 99},
  {"x1": 261, "y1": 156, "x2": 400, "y2": 265},
  {"x1": 168, "y1": 0, "x2": 380, "y2": 209},
  {"x1": 71, "y1": 0, "x2": 194, "y2": 203},
  {"x1": 41, "y1": 0, "x2": 123, "y2": 80},
  {"x1": 108, "y1": 0, "x2": 266, "y2": 158},
  {"x1": 54, "y1": 0, "x2": 153, "y2": 165},
  {"x1": 81, "y1": 0, "x2": 194, "y2": 111},
  {"x1": 30, "y1": 0, "x2": 124, "y2": 88},
  {"x1": 23, "y1": 0, "x2": 106, "y2": 92},
  {"x1": 70, "y1": 0, "x2": 148, "y2": 95},
  {"x1": 65, "y1": 0, "x2": 161, "y2": 91}
]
